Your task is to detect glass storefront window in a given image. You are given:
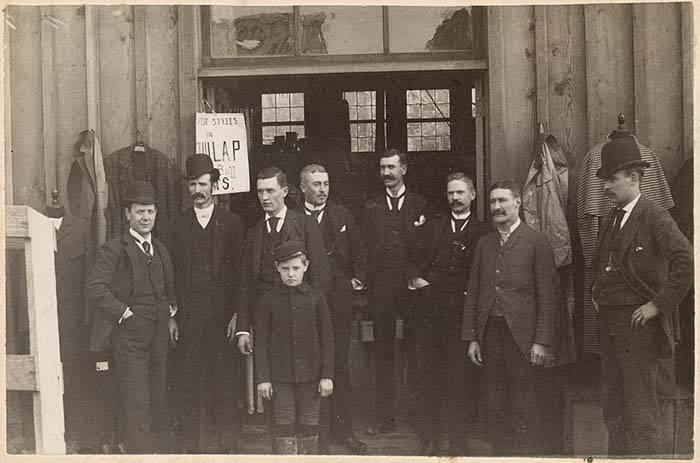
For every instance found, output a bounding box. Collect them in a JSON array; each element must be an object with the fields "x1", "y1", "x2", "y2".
[
  {"x1": 210, "y1": 6, "x2": 294, "y2": 58},
  {"x1": 299, "y1": 6, "x2": 383, "y2": 55},
  {"x1": 389, "y1": 7, "x2": 473, "y2": 53}
]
